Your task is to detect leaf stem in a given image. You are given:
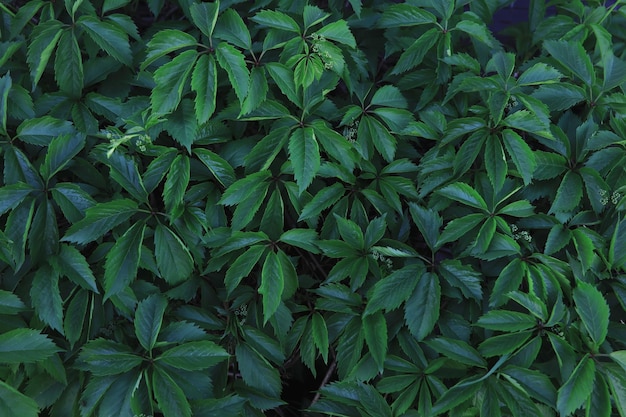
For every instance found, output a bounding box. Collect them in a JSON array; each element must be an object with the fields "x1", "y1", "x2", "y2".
[{"x1": 309, "y1": 358, "x2": 337, "y2": 407}]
